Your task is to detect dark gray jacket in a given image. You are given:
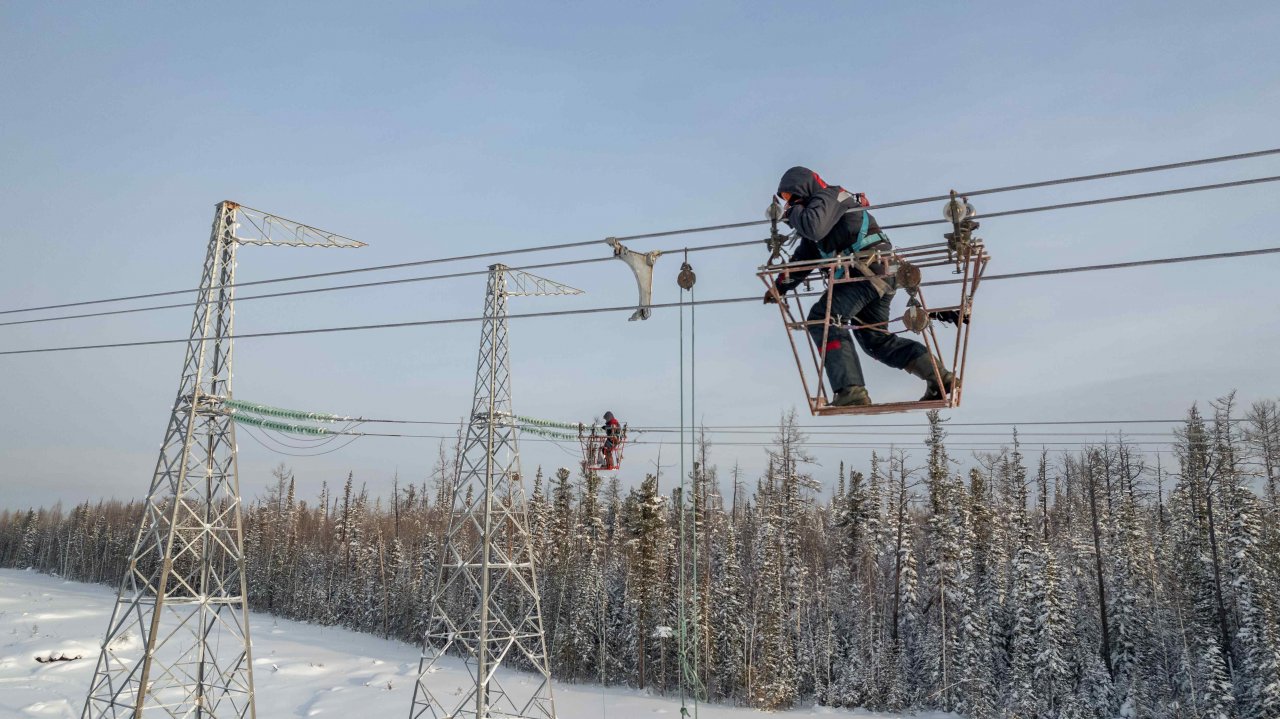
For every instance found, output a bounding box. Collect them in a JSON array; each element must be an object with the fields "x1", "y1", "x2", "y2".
[{"x1": 775, "y1": 166, "x2": 888, "y2": 293}]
